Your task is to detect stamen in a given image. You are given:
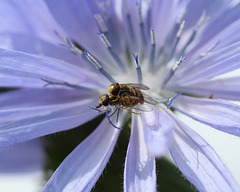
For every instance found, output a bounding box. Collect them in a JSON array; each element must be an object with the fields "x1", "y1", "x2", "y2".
[
  {"x1": 124, "y1": 0, "x2": 135, "y2": 42},
  {"x1": 54, "y1": 30, "x2": 83, "y2": 56},
  {"x1": 146, "y1": 3, "x2": 151, "y2": 38},
  {"x1": 157, "y1": 92, "x2": 182, "y2": 109},
  {"x1": 157, "y1": 8, "x2": 186, "y2": 61},
  {"x1": 168, "y1": 20, "x2": 185, "y2": 60},
  {"x1": 126, "y1": 15, "x2": 135, "y2": 41},
  {"x1": 161, "y1": 56, "x2": 186, "y2": 88},
  {"x1": 167, "y1": 92, "x2": 182, "y2": 109},
  {"x1": 83, "y1": 51, "x2": 115, "y2": 83},
  {"x1": 99, "y1": 32, "x2": 111, "y2": 47},
  {"x1": 94, "y1": 14, "x2": 108, "y2": 34},
  {"x1": 198, "y1": 40, "x2": 220, "y2": 59},
  {"x1": 167, "y1": 8, "x2": 186, "y2": 47},
  {"x1": 54, "y1": 31, "x2": 116, "y2": 83},
  {"x1": 149, "y1": 27, "x2": 156, "y2": 73},
  {"x1": 180, "y1": 11, "x2": 206, "y2": 56},
  {"x1": 136, "y1": 1, "x2": 147, "y2": 46},
  {"x1": 132, "y1": 53, "x2": 142, "y2": 83},
  {"x1": 98, "y1": 33, "x2": 126, "y2": 72}
]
